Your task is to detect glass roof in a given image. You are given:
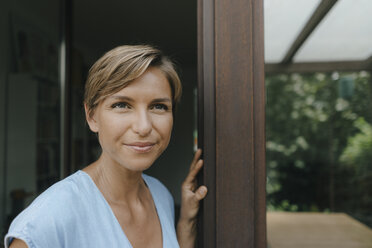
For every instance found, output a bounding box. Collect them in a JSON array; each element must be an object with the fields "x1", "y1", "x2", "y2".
[
  {"x1": 294, "y1": 0, "x2": 372, "y2": 62},
  {"x1": 264, "y1": 0, "x2": 321, "y2": 63},
  {"x1": 265, "y1": 0, "x2": 372, "y2": 63}
]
